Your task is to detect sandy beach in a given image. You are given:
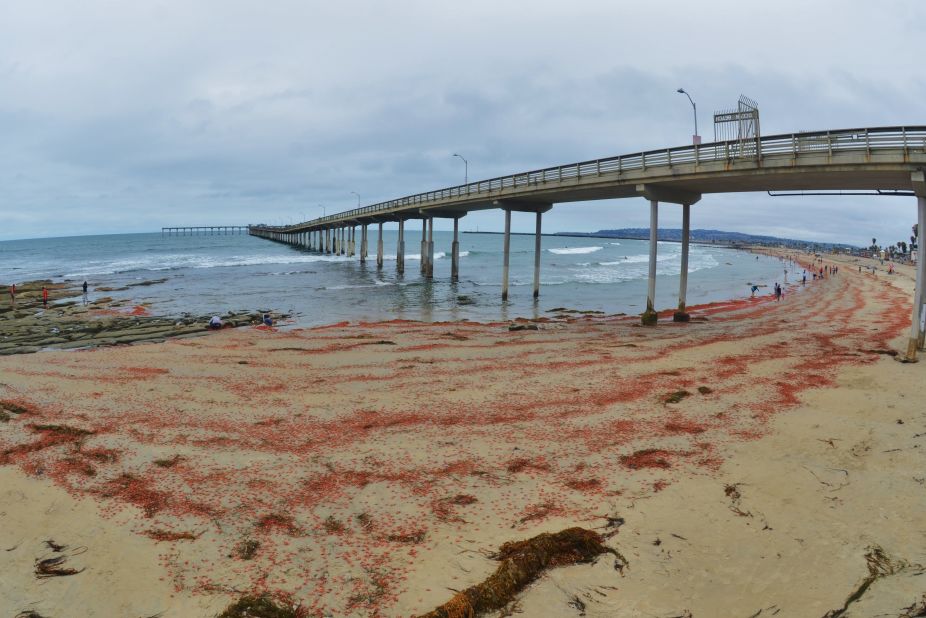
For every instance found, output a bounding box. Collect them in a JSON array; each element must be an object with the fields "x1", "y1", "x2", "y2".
[{"x1": 1, "y1": 250, "x2": 925, "y2": 617}]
